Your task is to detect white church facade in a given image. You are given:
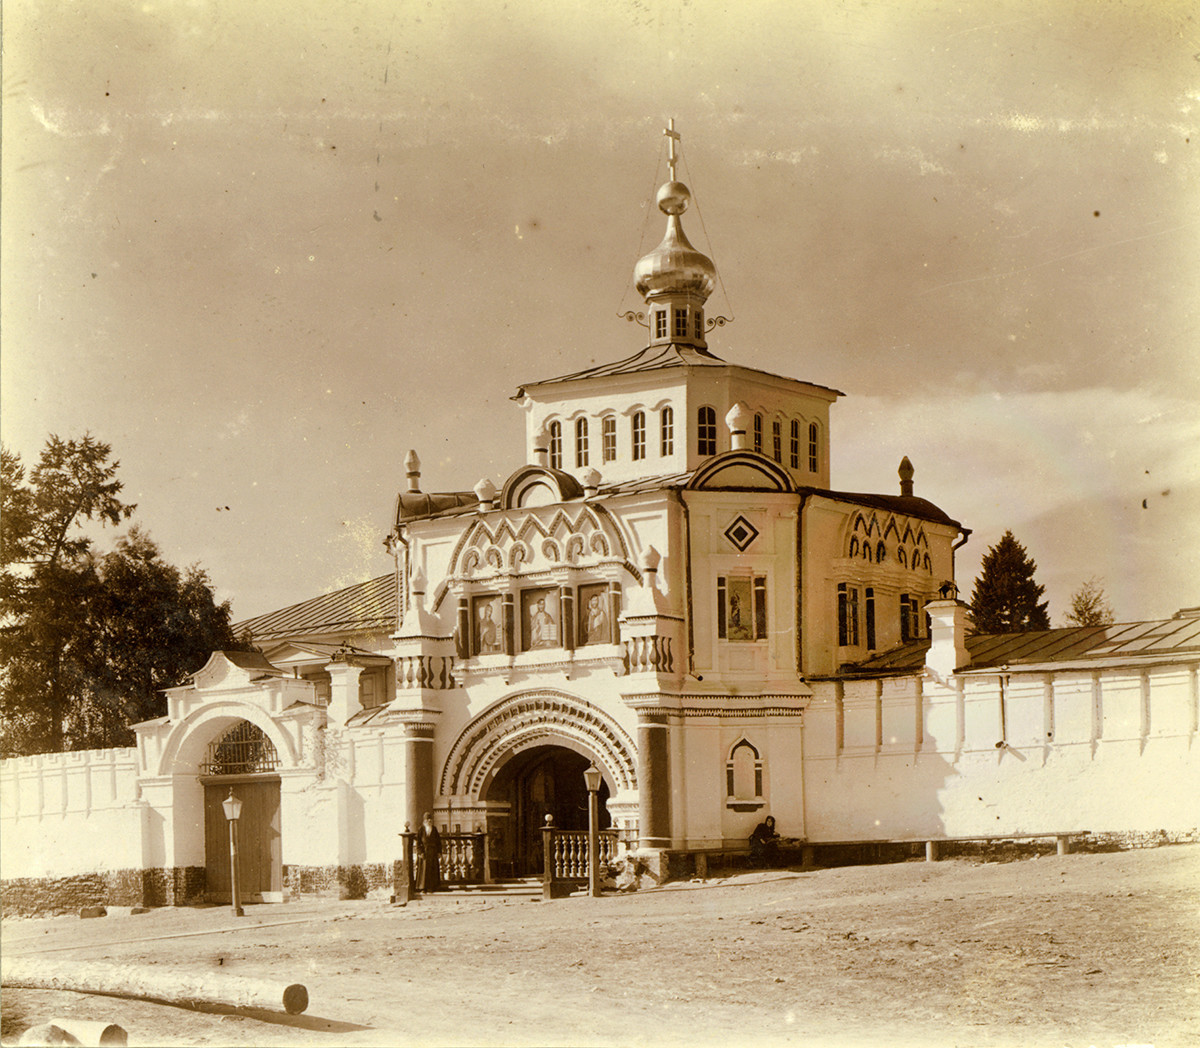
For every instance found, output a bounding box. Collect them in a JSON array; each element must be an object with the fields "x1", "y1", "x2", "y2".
[{"x1": 3, "y1": 130, "x2": 1198, "y2": 911}]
